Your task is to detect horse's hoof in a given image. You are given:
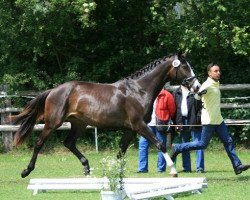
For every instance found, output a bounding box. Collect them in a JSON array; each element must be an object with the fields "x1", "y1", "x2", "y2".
[
  {"x1": 169, "y1": 173, "x2": 178, "y2": 178},
  {"x1": 84, "y1": 172, "x2": 90, "y2": 176},
  {"x1": 83, "y1": 168, "x2": 90, "y2": 176},
  {"x1": 21, "y1": 169, "x2": 30, "y2": 178}
]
